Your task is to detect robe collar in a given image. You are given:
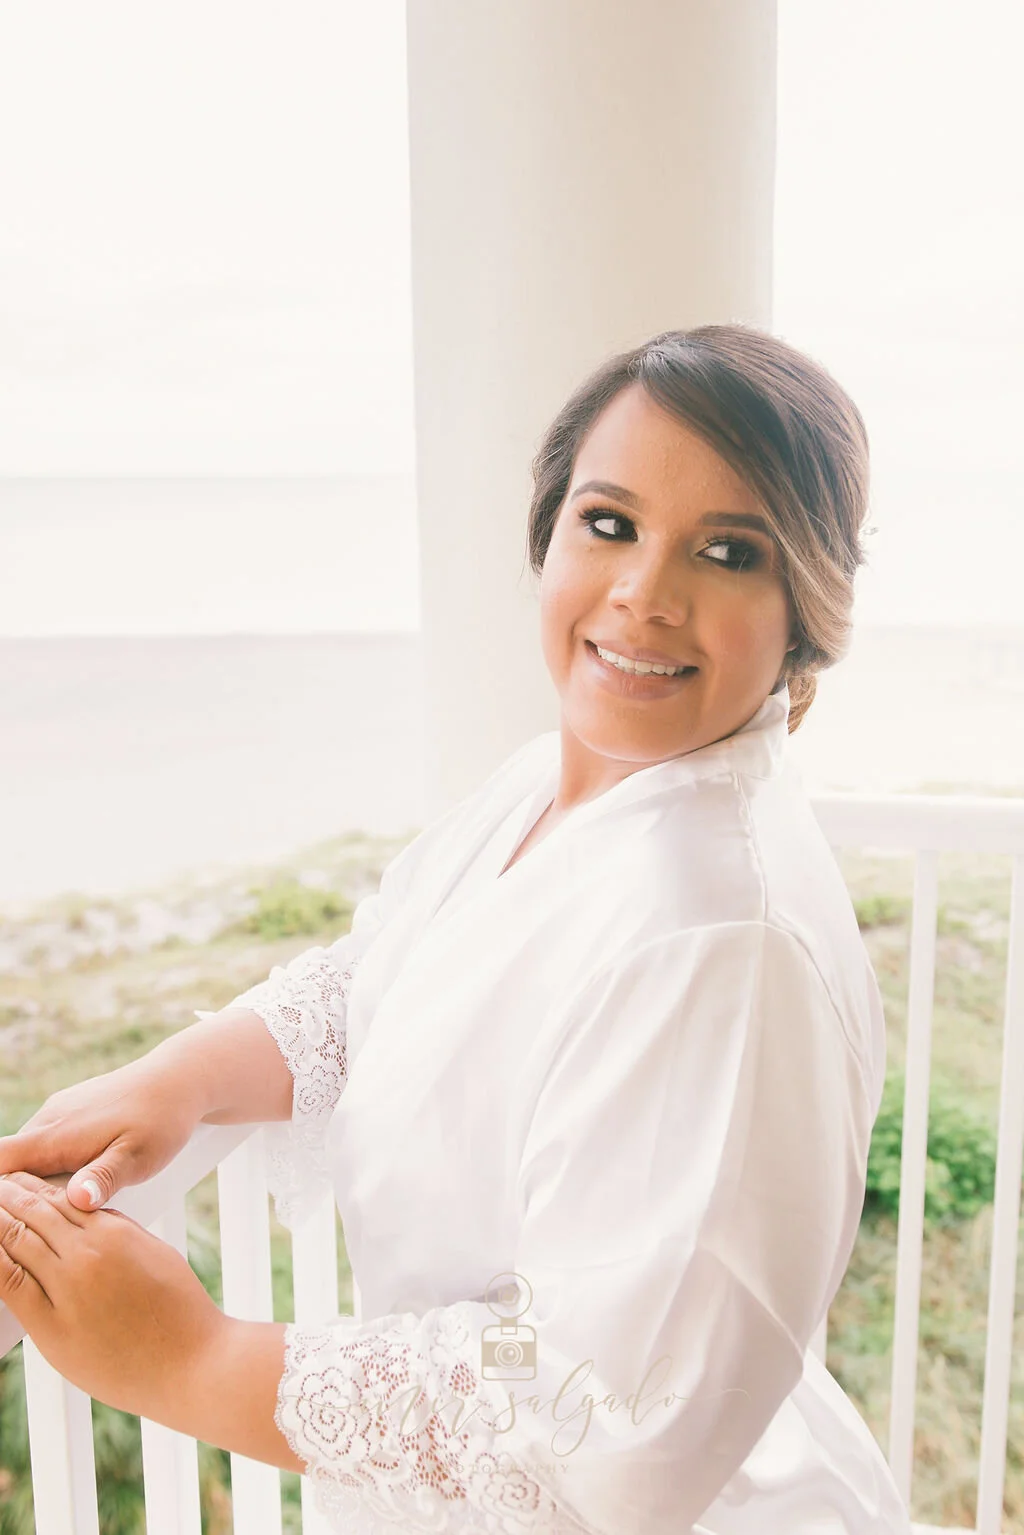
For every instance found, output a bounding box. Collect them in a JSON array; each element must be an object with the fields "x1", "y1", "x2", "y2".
[
  {"x1": 533, "y1": 680, "x2": 792, "y2": 825},
  {"x1": 423, "y1": 685, "x2": 793, "y2": 922}
]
